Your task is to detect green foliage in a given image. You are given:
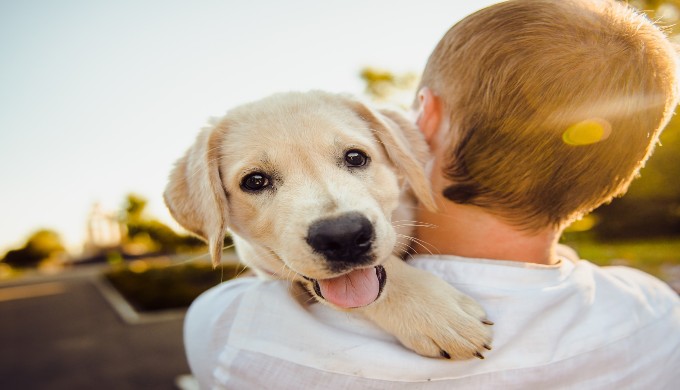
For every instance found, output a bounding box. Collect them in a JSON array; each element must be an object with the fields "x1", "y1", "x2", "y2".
[
  {"x1": 121, "y1": 193, "x2": 218, "y2": 254},
  {"x1": 592, "y1": 101, "x2": 680, "y2": 239},
  {"x1": 626, "y1": 117, "x2": 680, "y2": 200},
  {"x1": 124, "y1": 193, "x2": 147, "y2": 223},
  {"x1": 1, "y1": 229, "x2": 66, "y2": 268},
  {"x1": 105, "y1": 261, "x2": 247, "y2": 312},
  {"x1": 360, "y1": 67, "x2": 418, "y2": 105},
  {"x1": 126, "y1": 219, "x2": 207, "y2": 253},
  {"x1": 593, "y1": 197, "x2": 680, "y2": 240}
]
